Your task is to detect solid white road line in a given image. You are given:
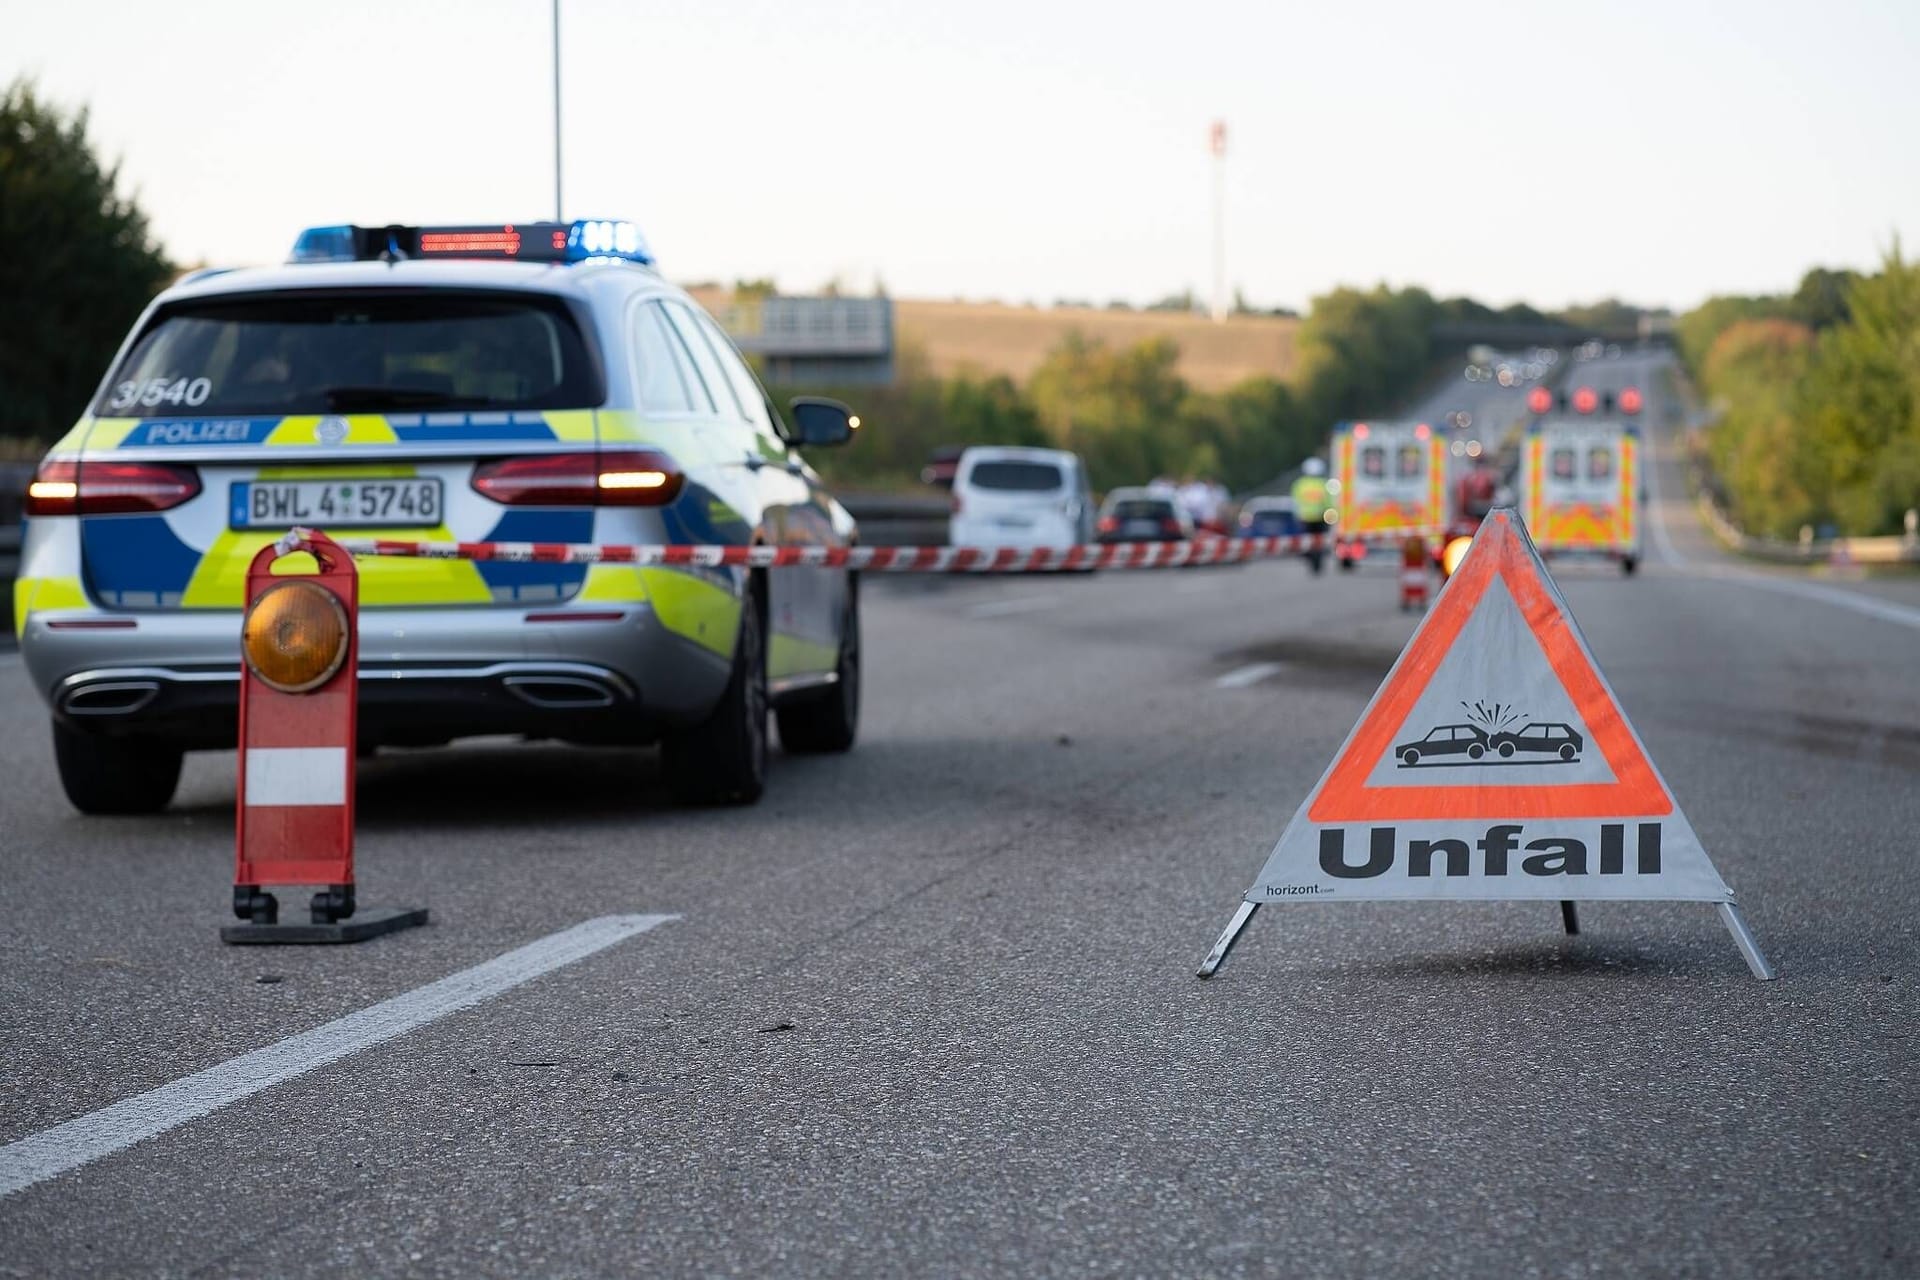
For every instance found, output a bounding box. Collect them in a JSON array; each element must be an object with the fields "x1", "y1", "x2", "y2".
[
  {"x1": 1687, "y1": 569, "x2": 1920, "y2": 631},
  {"x1": 966, "y1": 595, "x2": 1057, "y2": 619},
  {"x1": 1215, "y1": 662, "x2": 1284, "y2": 689},
  {"x1": 0, "y1": 914, "x2": 675, "y2": 1200}
]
